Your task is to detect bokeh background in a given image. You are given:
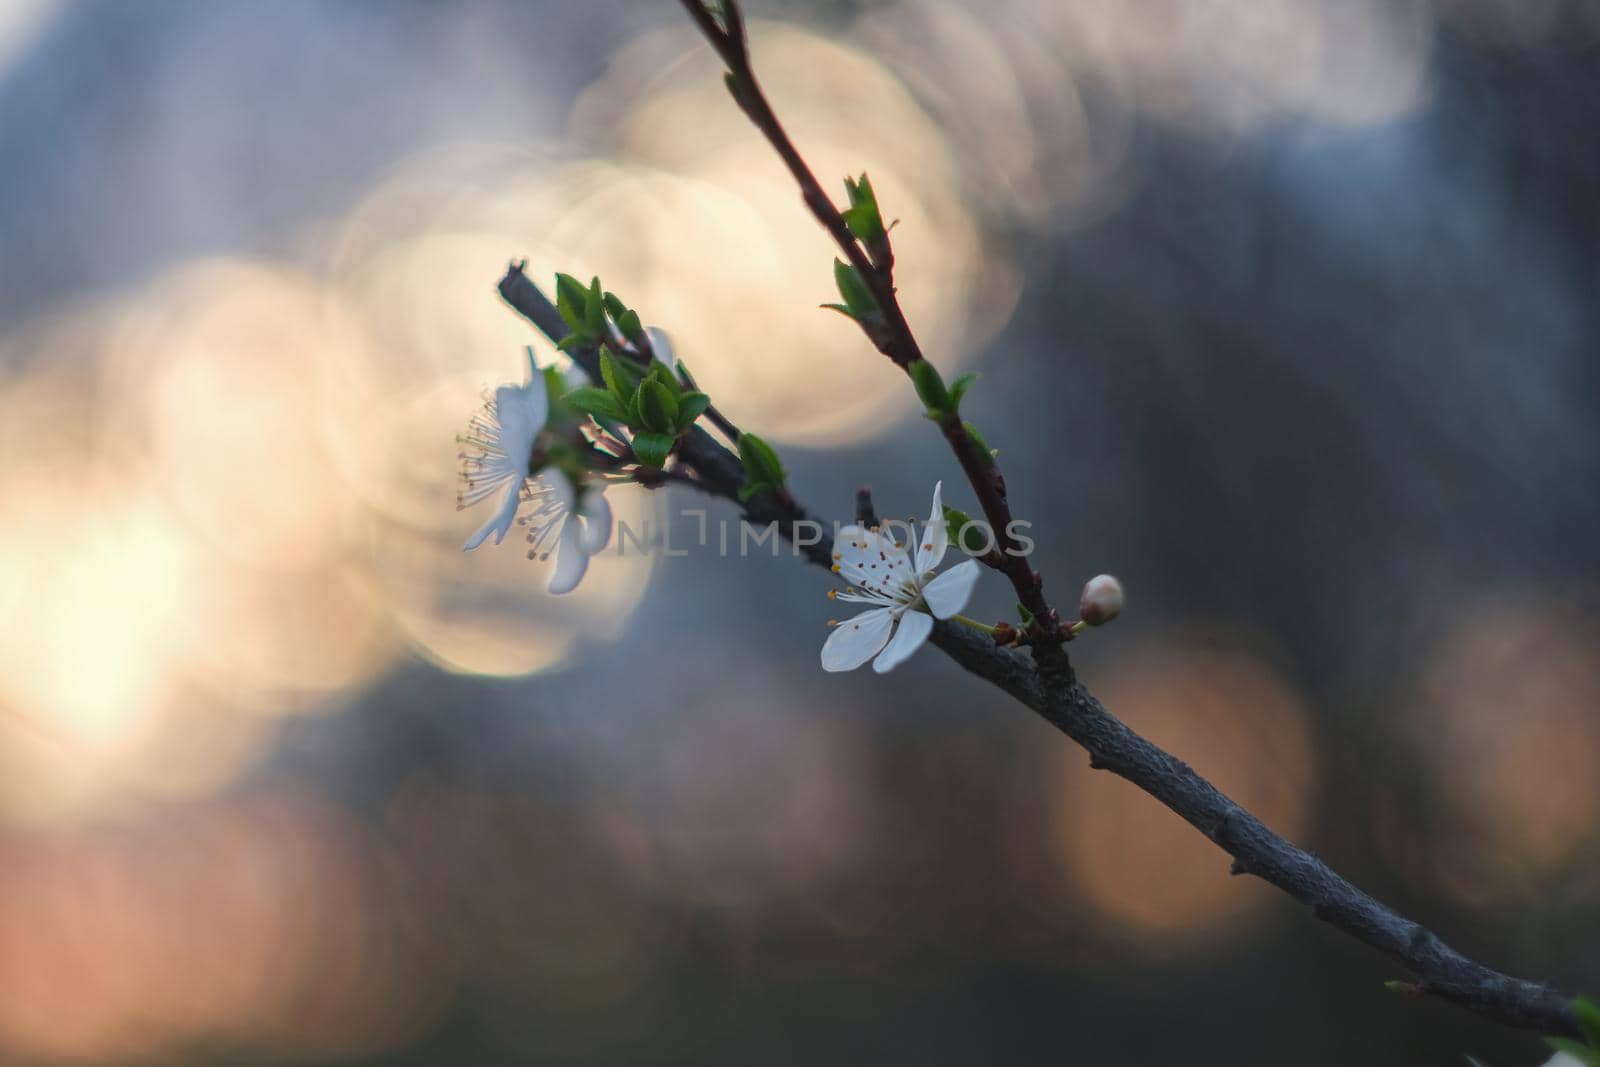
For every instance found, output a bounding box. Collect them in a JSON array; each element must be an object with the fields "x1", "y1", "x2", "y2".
[{"x1": 1, "y1": 0, "x2": 1597, "y2": 1063}]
